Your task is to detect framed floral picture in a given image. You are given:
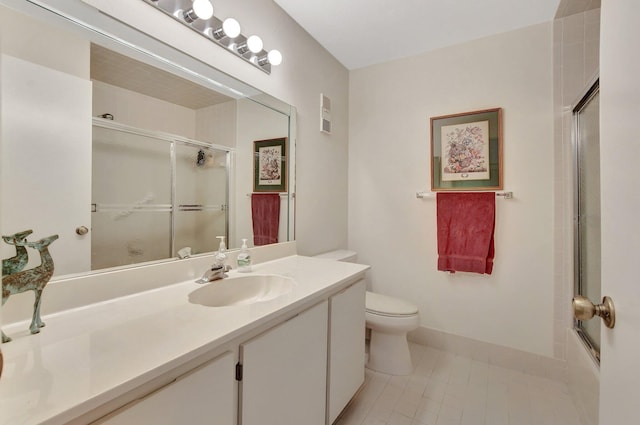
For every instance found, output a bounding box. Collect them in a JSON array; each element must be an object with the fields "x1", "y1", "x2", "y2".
[
  {"x1": 430, "y1": 108, "x2": 503, "y2": 191},
  {"x1": 253, "y1": 137, "x2": 287, "y2": 192}
]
